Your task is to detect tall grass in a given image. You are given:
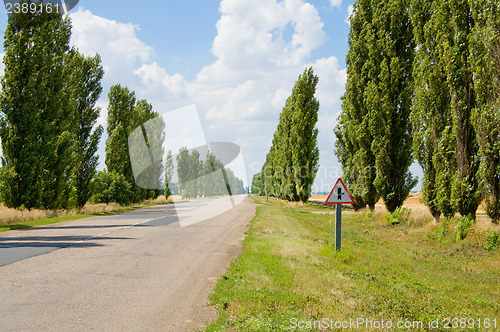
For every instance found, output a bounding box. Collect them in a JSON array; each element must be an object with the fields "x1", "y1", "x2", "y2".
[
  {"x1": 0, "y1": 195, "x2": 172, "y2": 226},
  {"x1": 204, "y1": 195, "x2": 500, "y2": 331}
]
